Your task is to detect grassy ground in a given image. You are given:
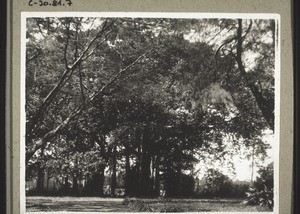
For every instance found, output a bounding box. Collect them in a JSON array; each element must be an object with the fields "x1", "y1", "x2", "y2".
[{"x1": 26, "y1": 196, "x2": 272, "y2": 212}]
